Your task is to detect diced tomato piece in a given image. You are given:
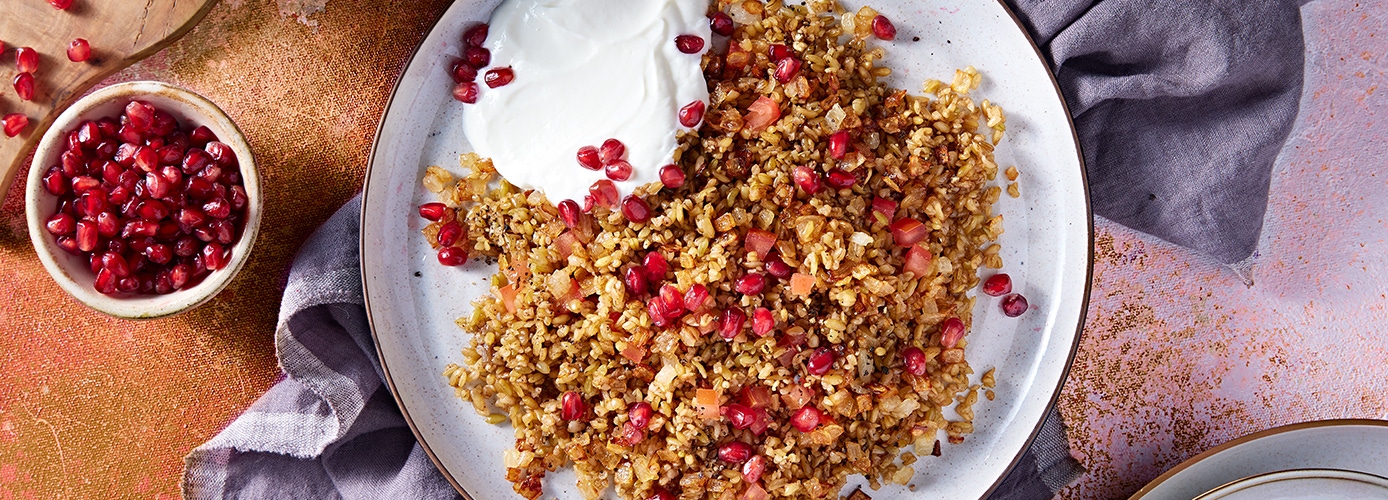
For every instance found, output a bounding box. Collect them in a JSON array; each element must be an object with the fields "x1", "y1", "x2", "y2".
[
  {"x1": 789, "y1": 273, "x2": 815, "y2": 296},
  {"x1": 744, "y1": 228, "x2": 777, "y2": 258},
  {"x1": 744, "y1": 96, "x2": 781, "y2": 132},
  {"x1": 904, "y1": 243, "x2": 933, "y2": 276}
]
